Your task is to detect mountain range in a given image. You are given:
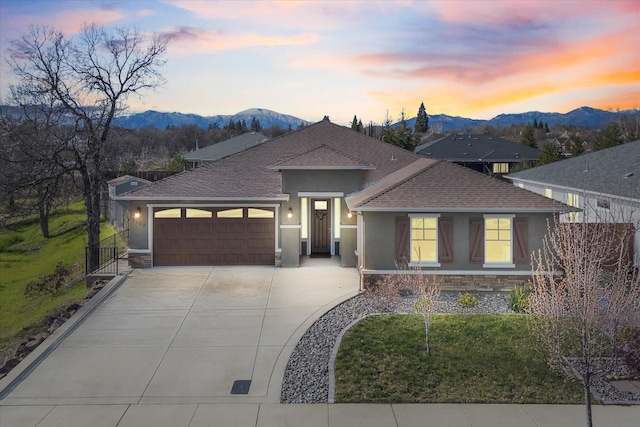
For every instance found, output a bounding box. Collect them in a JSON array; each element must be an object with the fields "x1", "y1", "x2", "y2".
[
  {"x1": 2, "y1": 105, "x2": 637, "y2": 132},
  {"x1": 115, "y1": 106, "x2": 636, "y2": 132}
]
